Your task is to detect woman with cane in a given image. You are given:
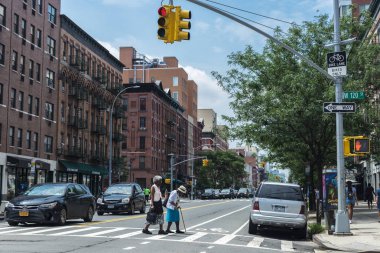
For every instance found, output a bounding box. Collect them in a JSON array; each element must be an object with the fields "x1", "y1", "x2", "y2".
[{"x1": 165, "y1": 185, "x2": 187, "y2": 233}]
